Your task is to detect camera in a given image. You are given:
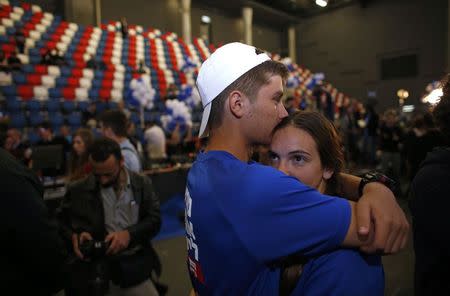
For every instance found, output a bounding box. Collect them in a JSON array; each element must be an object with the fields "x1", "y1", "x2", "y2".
[{"x1": 79, "y1": 240, "x2": 110, "y2": 260}]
